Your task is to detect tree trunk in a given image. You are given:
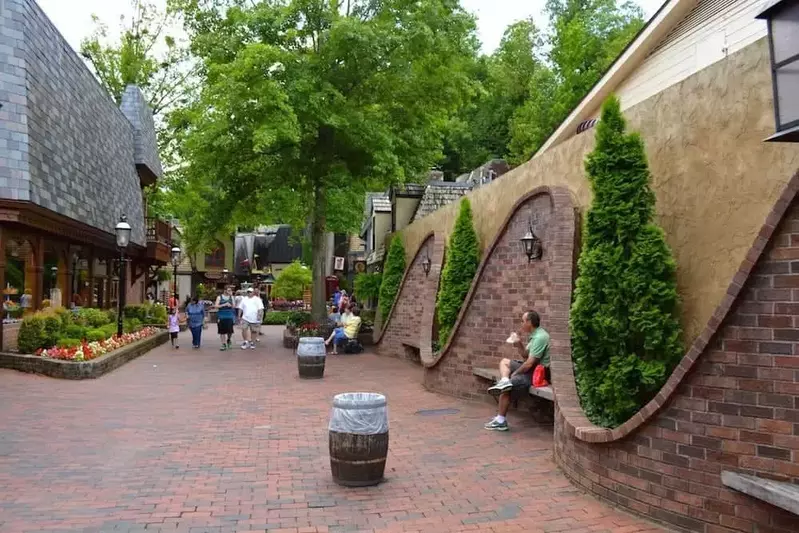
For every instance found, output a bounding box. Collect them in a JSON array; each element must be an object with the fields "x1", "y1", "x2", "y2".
[{"x1": 310, "y1": 185, "x2": 328, "y2": 322}]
